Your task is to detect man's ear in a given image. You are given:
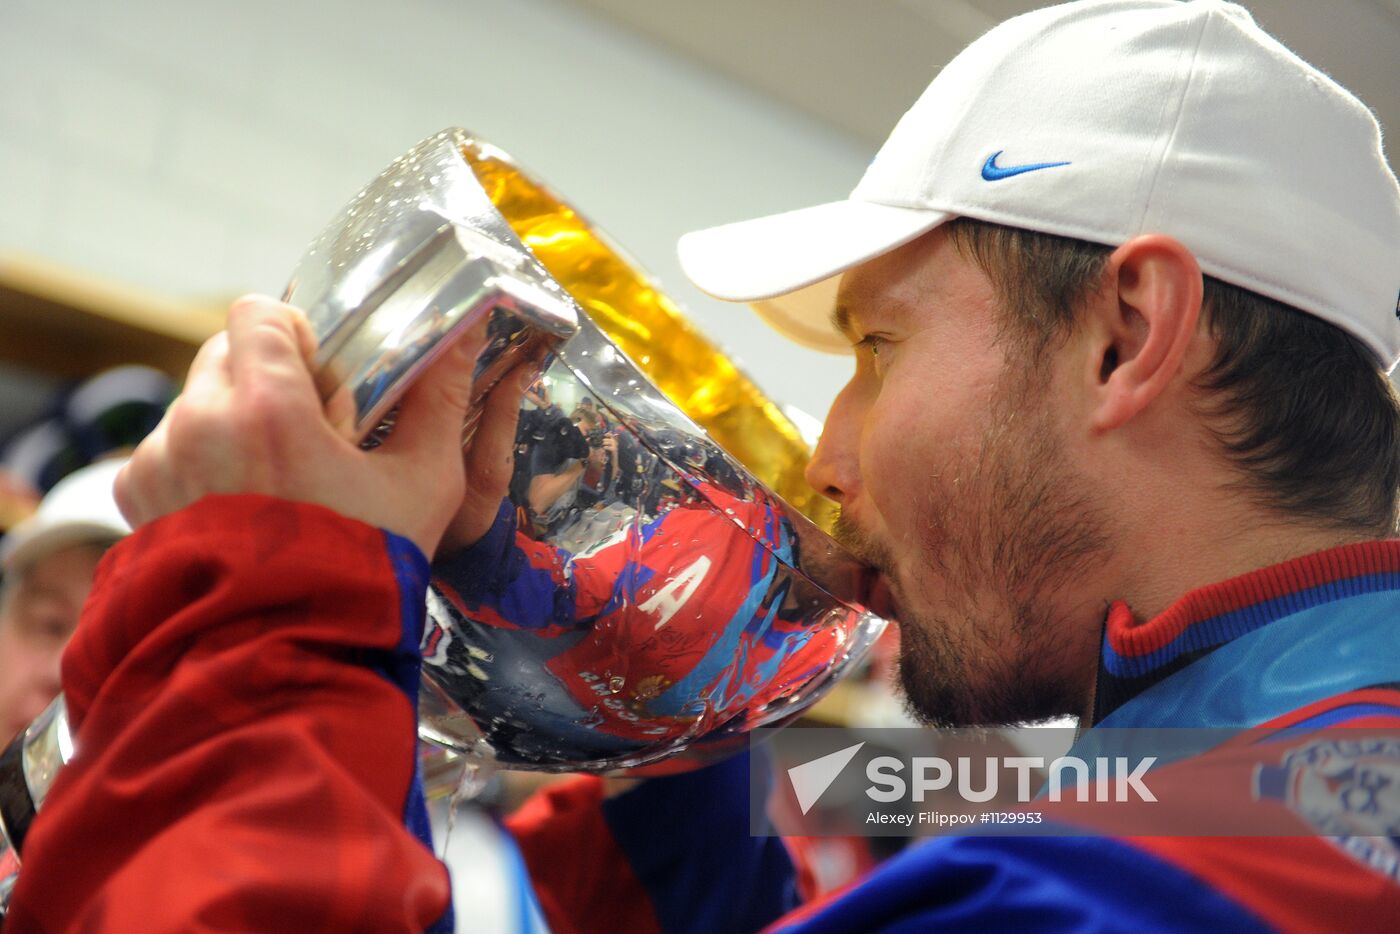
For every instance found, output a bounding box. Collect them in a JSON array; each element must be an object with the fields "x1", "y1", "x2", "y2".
[{"x1": 1087, "y1": 235, "x2": 1203, "y2": 432}]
